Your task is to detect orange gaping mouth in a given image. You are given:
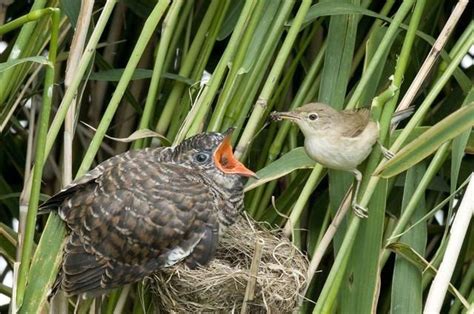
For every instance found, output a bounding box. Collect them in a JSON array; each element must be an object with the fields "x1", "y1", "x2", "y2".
[{"x1": 213, "y1": 132, "x2": 256, "y2": 178}]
